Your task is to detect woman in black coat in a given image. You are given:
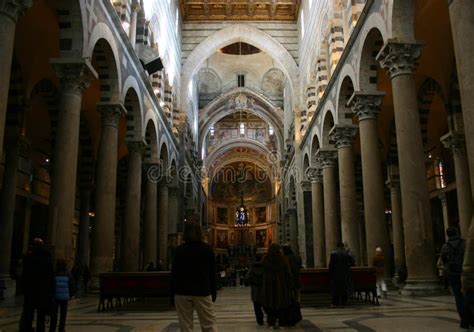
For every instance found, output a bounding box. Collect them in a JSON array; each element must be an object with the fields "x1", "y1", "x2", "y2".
[{"x1": 261, "y1": 243, "x2": 292, "y2": 329}]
